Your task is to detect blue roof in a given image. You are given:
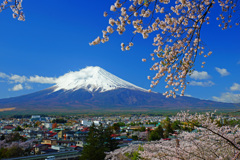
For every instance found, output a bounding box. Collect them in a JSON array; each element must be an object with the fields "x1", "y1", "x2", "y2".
[{"x1": 75, "y1": 131, "x2": 89, "y2": 134}]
